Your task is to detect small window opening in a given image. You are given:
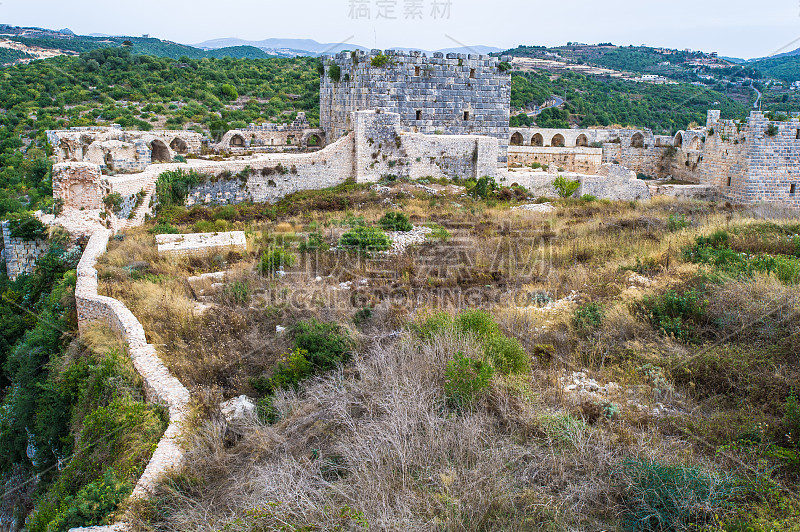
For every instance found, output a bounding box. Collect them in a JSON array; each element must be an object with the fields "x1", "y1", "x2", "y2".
[
  {"x1": 469, "y1": 68, "x2": 476, "y2": 79},
  {"x1": 796, "y1": 129, "x2": 800, "y2": 140},
  {"x1": 463, "y1": 111, "x2": 470, "y2": 121},
  {"x1": 416, "y1": 110, "x2": 422, "y2": 121},
  {"x1": 415, "y1": 66, "x2": 420, "y2": 76},
  {"x1": 727, "y1": 176, "x2": 732, "y2": 187},
  {"x1": 791, "y1": 184, "x2": 797, "y2": 195}
]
